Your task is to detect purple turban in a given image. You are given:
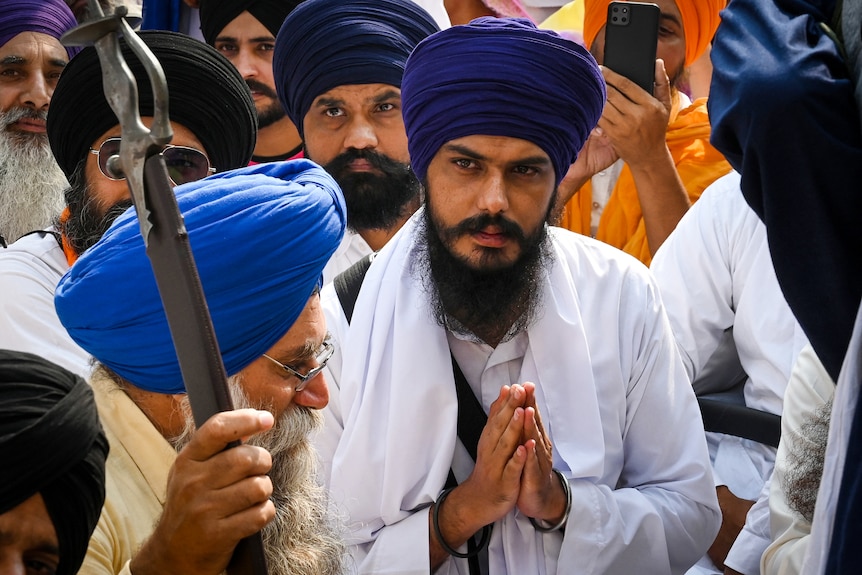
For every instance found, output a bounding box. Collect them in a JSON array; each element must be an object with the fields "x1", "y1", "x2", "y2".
[
  {"x1": 402, "y1": 17, "x2": 606, "y2": 186},
  {"x1": 273, "y1": 0, "x2": 439, "y2": 138},
  {"x1": 55, "y1": 159, "x2": 346, "y2": 394},
  {"x1": 0, "y1": 0, "x2": 79, "y2": 58}
]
